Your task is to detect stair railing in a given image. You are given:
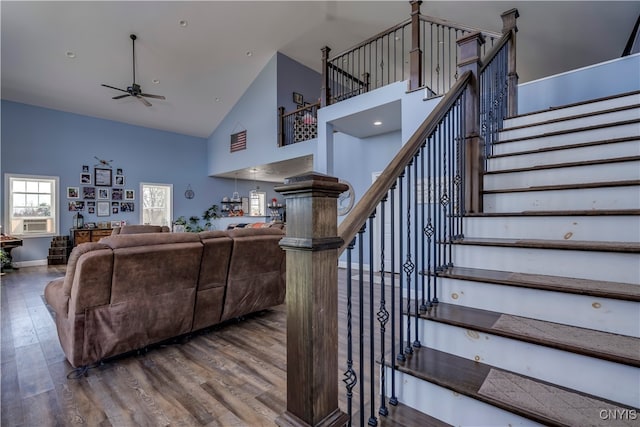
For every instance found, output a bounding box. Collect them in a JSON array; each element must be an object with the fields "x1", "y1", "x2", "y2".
[
  {"x1": 320, "y1": 1, "x2": 501, "y2": 107},
  {"x1": 278, "y1": 102, "x2": 320, "y2": 147},
  {"x1": 276, "y1": 9, "x2": 518, "y2": 427}
]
